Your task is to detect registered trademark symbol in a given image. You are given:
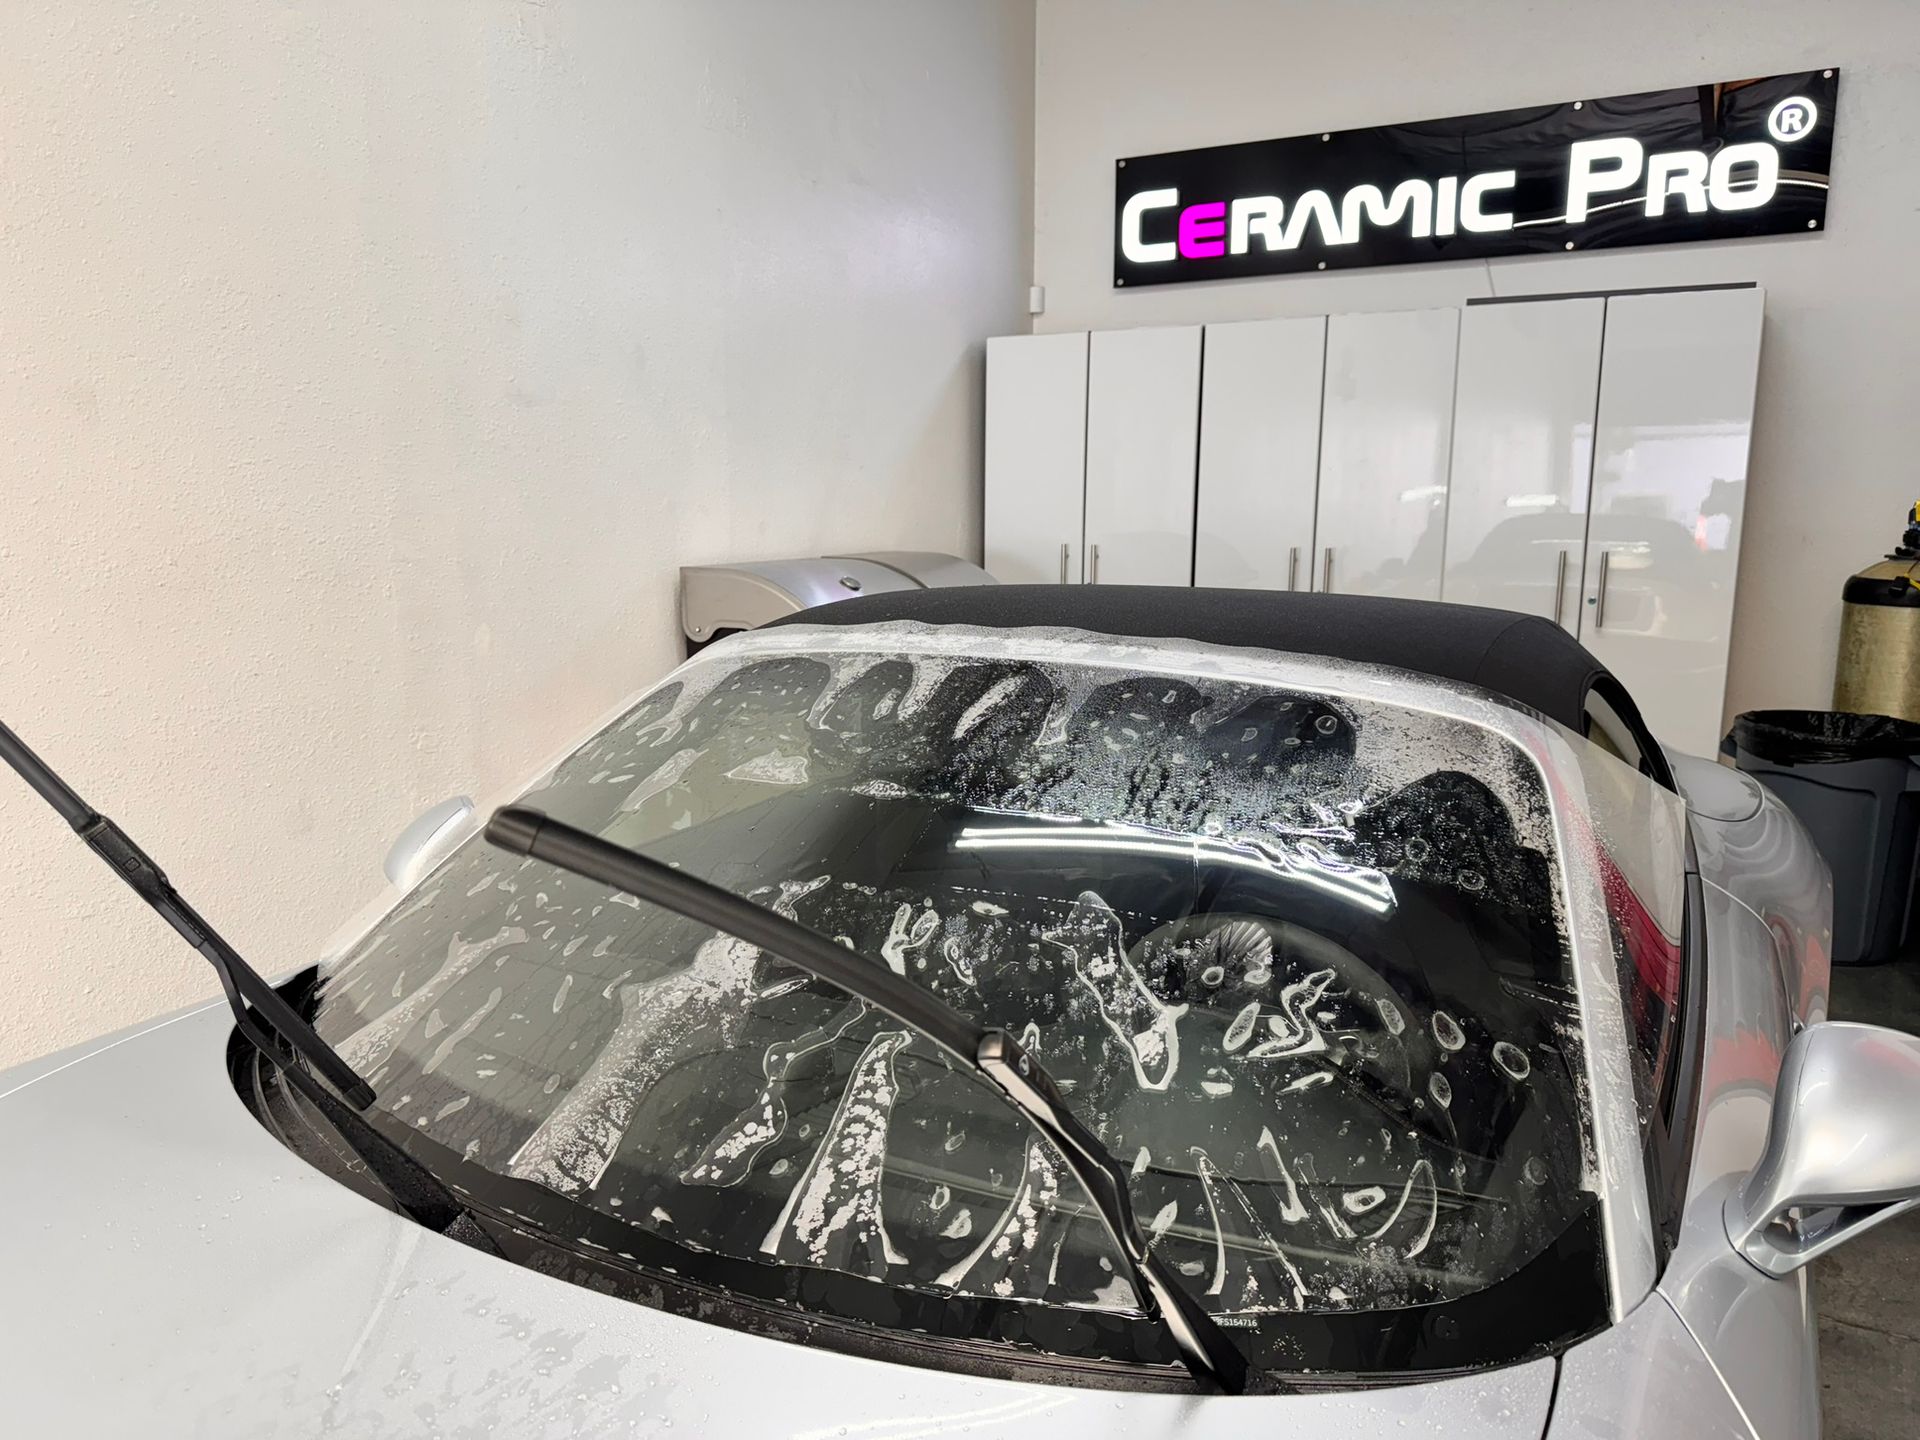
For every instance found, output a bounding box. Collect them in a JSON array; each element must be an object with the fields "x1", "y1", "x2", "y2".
[{"x1": 1768, "y1": 97, "x2": 1817, "y2": 142}]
